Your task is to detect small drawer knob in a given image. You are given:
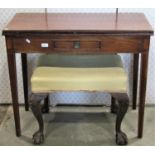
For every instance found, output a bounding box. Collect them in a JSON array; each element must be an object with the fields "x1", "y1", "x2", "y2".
[{"x1": 74, "y1": 41, "x2": 80, "y2": 49}]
